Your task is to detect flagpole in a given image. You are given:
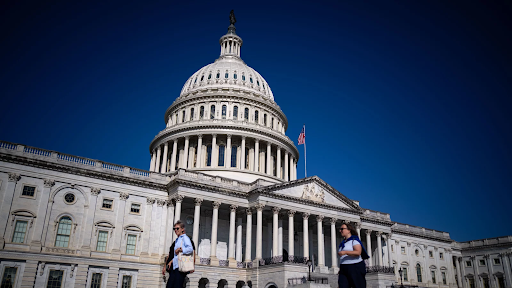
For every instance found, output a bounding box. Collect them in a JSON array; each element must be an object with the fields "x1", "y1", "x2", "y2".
[{"x1": 304, "y1": 124, "x2": 307, "y2": 178}]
